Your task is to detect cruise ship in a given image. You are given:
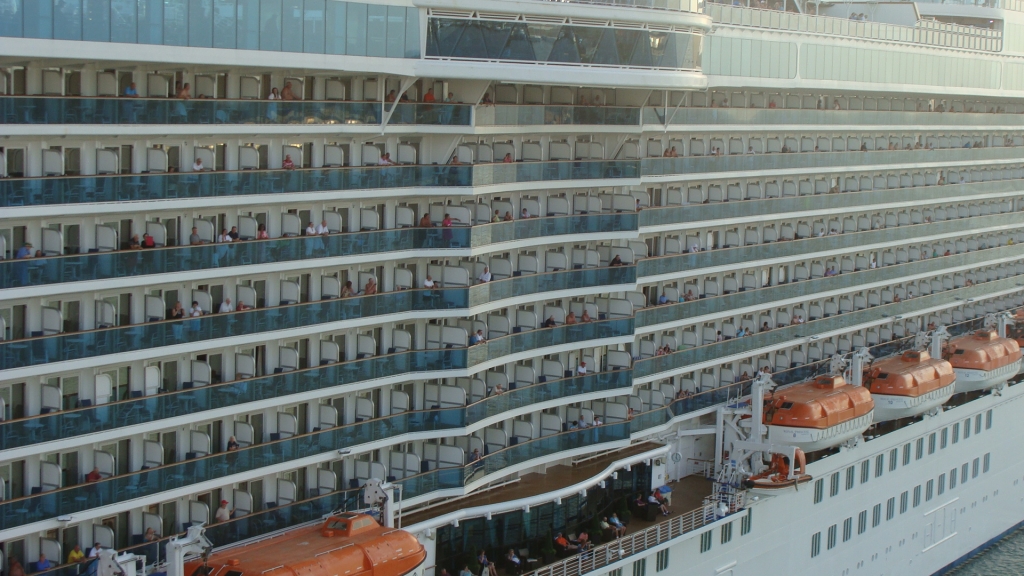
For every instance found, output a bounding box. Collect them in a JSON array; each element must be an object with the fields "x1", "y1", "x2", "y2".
[{"x1": 3, "y1": 0, "x2": 1024, "y2": 574}]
